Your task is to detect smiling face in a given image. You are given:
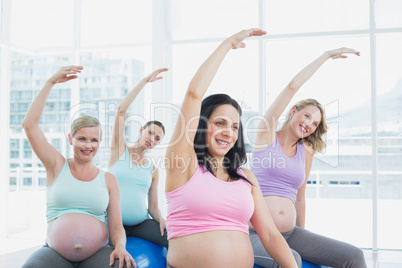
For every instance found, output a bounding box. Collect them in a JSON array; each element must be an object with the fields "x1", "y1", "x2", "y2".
[
  {"x1": 68, "y1": 126, "x2": 101, "y2": 161},
  {"x1": 291, "y1": 104, "x2": 322, "y2": 139},
  {"x1": 138, "y1": 123, "x2": 164, "y2": 149},
  {"x1": 205, "y1": 104, "x2": 240, "y2": 158}
]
